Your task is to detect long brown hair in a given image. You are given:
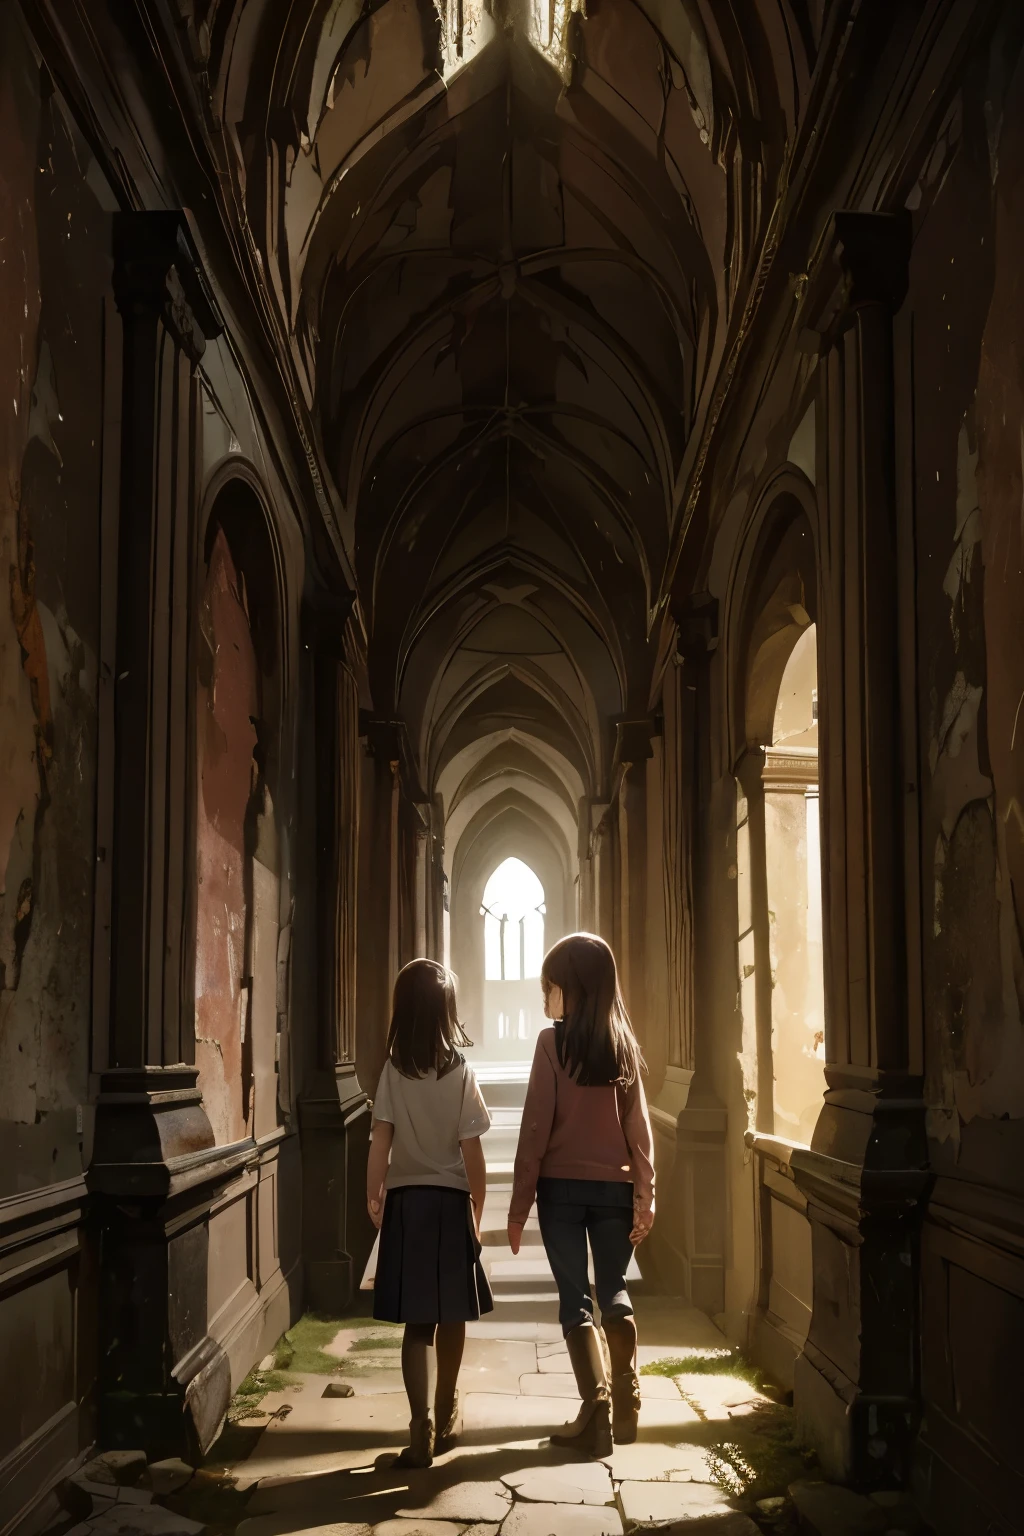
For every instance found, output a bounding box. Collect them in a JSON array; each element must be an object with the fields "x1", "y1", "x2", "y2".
[
  {"x1": 541, "y1": 932, "x2": 644, "y2": 1087},
  {"x1": 386, "y1": 959, "x2": 472, "y2": 1078}
]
